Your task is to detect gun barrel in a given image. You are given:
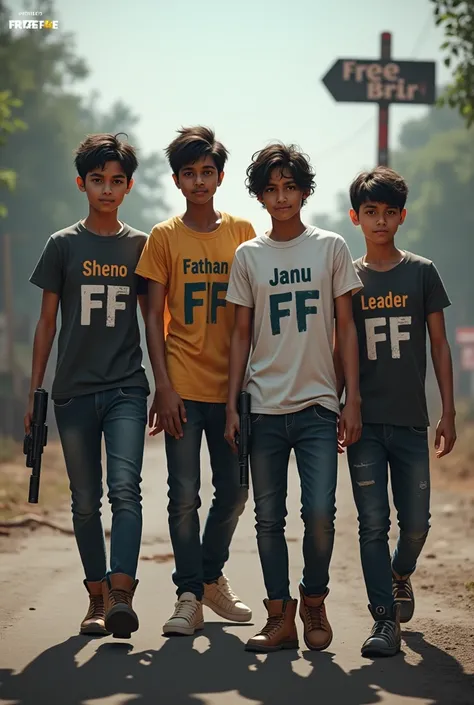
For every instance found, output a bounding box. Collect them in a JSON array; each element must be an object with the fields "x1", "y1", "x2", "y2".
[
  {"x1": 238, "y1": 391, "x2": 251, "y2": 489},
  {"x1": 26, "y1": 388, "x2": 49, "y2": 504}
]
